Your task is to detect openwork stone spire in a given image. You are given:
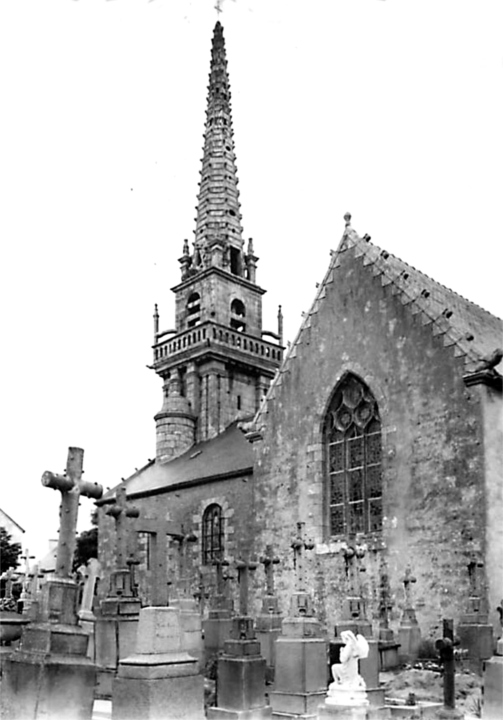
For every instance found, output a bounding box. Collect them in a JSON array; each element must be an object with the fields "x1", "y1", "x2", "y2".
[{"x1": 182, "y1": 21, "x2": 251, "y2": 280}]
